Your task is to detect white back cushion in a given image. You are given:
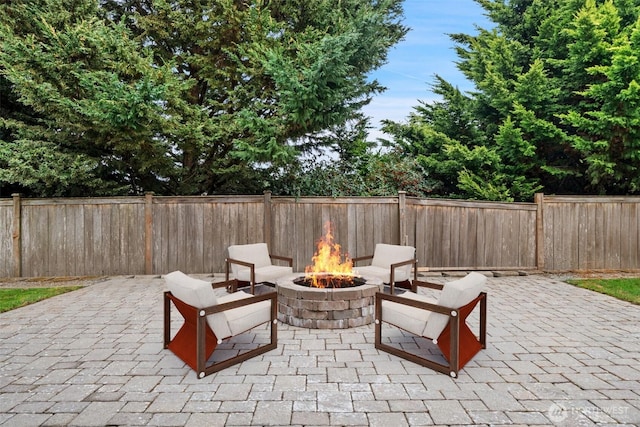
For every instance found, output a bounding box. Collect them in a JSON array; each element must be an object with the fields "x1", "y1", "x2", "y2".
[
  {"x1": 423, "y1": 272, "x2": 486, "y2": 339},
  {"x1": 371, "y1": 244, "x2": 415, "y2": 268},
  {"x1": 370, "y1": 244, "x2": 415, "y2": 281},
  {"x1": 165, "y1": 270, "x2": 218, "y2": 308},
  {"x1": 228, "y1": 243, "x2": 272, "y2": 277}
]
